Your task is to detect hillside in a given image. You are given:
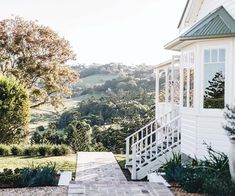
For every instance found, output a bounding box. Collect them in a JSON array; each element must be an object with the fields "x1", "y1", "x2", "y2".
[{"x1": 30, "y1": 63, "x2": 155, "y2": 131}]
